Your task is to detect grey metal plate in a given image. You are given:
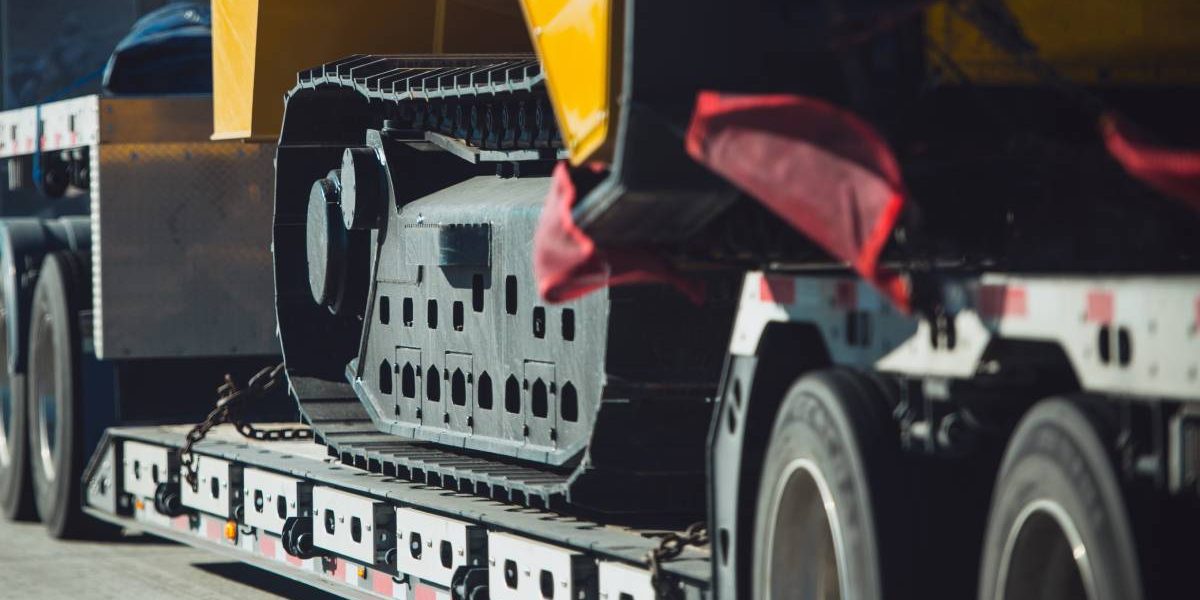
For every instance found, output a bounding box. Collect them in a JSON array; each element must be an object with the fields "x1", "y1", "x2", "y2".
[{"x1": 92, "y1": 141, "x2": 279, "y2": 358}]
